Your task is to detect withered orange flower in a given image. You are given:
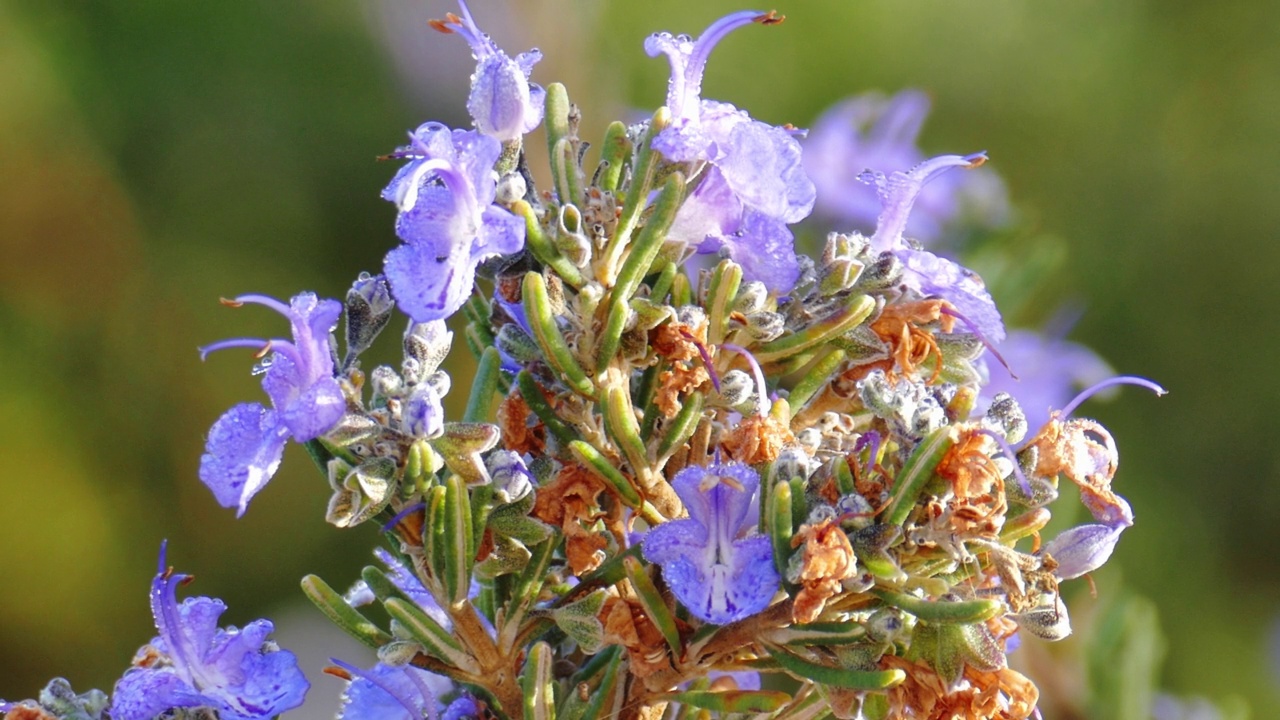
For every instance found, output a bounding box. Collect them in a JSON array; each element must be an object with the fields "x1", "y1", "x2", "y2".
[
  {"x1": 790, "y1": 518, "x2": 859, "y2": 623},
  {"x1": 532, "y1": 464, "x2": 610, "y2": 575},
  {"x1": 721, "y1": 412, "x2": 795, "y2": 465}
]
